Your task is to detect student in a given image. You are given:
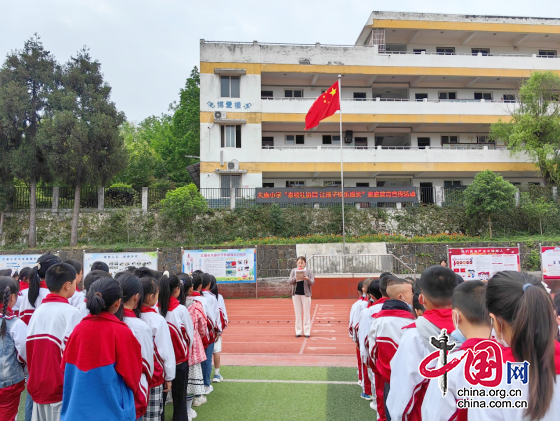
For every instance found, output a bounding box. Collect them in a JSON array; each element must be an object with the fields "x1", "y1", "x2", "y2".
[
  {"x1": 26, "y1": 263, "x2": 82, "y2": 421},
  {"x1": 12, "y1": 267, "x2": 31, "y2": 316},
  {"x1": 18, "y1": 254, "x2": 61, "y2": 325},
  {"x1": 422, "y1": 280, "x2": 491, "y2": 421},
  {"x1": 210, "y1": 279, "x2": 227, "y2": 383},
  {"x1": 0, "y1": 276, "x2": 27, "y2": 421},
  {"x1": 90, "y1": 261, "x2": 109, "y2": 273},
  {"x1": 64, "y1": 259, "x2": 85, "y2": 308},
  {"x1": 139, "y1": 277, "x2": 175, "y2": 421},
  {"x1": 159, "y1": 273, "x2": 194, "y2": 421},
  {"x1": 117, "y1": 274, "x2": 154, "y2": 420},
  {"x1": 555, "y1": 293, "x2": 560, "y2": 341},
  {"x1": 183, "y1": 275, "x2": 209, "y2": 419},
  {"x1": 76, "y1": 270, "x2": 108, "y2": 319},
  {"x1": 412, "y1": 283, "x2": 425, "y2": 318},
  {"x1": 349, "y1": 280, "x2": 367, "y2": 386},
  {"x1": 369, "y1": 279, "x2": 415, "y2": 421},
  {"x1": 198, "y1": 274, "x2": 221, "y2": 394},
  {"x1": 387, "y1": 266, "x2": 458, "y2": 421},
  {"x1": 60, "y1": 277, "x2": 143, "y2": 421},
  {"x1": 466, "y1": 271, "x2": 560, "y2": 421}
]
